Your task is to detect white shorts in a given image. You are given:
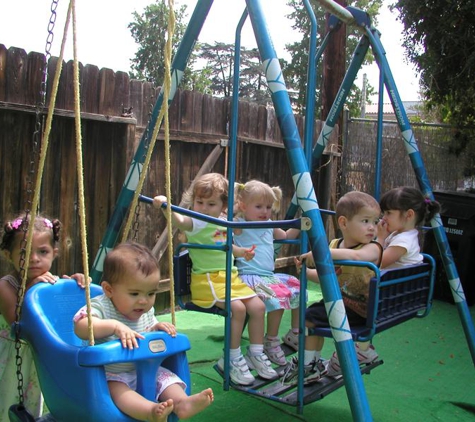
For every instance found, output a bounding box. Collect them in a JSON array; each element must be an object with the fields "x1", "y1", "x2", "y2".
[{"x1": 106, "y1": 367, "x2": 186, "y2": 400}]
